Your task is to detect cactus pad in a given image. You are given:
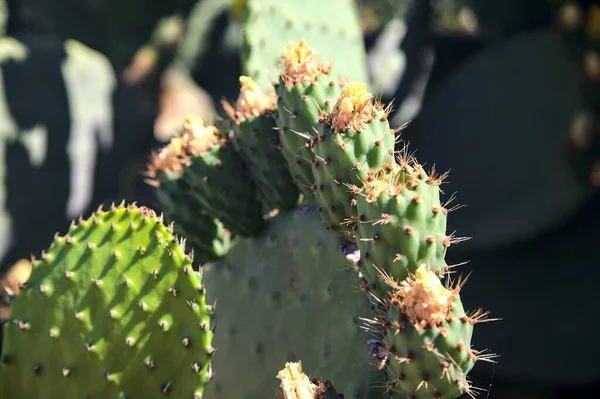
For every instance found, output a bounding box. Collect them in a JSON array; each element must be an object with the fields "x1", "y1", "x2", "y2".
[
  {"x1": 366, "y1": 265, "x2": 489, "y2": 399},
  {"x1": 202, "y1": 207, "x2": 380, "y2": 399},
  {"x1": 0, "y1": 203, "x2": 215, "y2": 399},
  {"x1": 223, "y1": 76, "x2": 300, "y2": 212},
  {"x1": 154, "y1": 116, "x2": 265, "y2": 237},
  {"x1": 274, "y1": 40, "x2": 345, "y2": 200},
  {"x1": 145, "y1": 162, "x2": 232, "y2": 263},
  {"x1": 311, "y1": 82, "x2": 397, "y2": 236},
  {"x1": 240, "y1": 0, "x2": 369, "y2": 90},
  {"x1": 352, "y1": 150, "x2": 450, "y2": 295}
]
